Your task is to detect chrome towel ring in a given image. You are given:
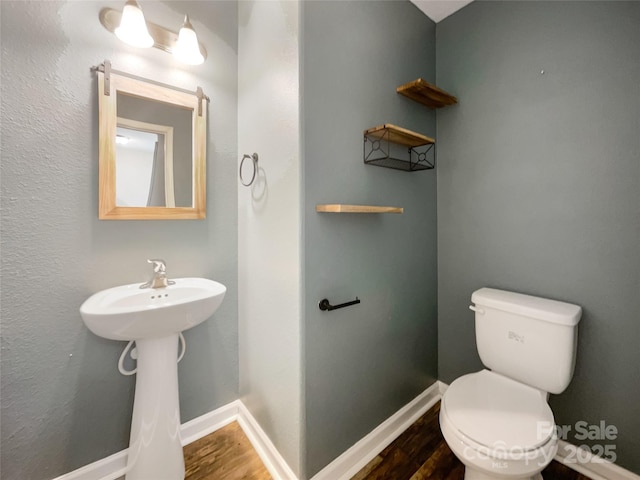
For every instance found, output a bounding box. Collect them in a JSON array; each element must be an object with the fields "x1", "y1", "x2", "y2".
[{"x1": 240, "y1": 152, "x2": 259, "y2": 186}]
